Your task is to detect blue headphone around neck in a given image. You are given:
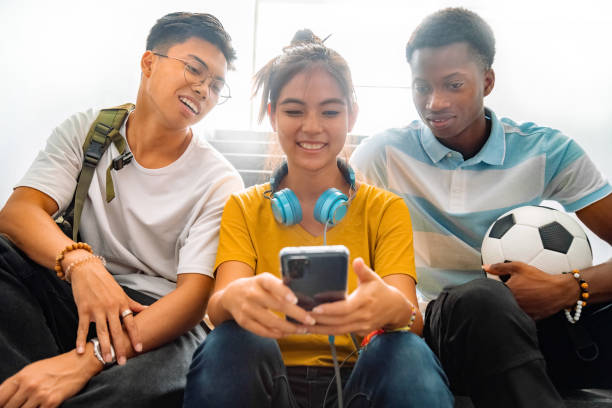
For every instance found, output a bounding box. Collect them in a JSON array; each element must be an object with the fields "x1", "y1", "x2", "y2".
[{"x1": 266, "y1": 158, "x2": 356, "y2": 227}]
